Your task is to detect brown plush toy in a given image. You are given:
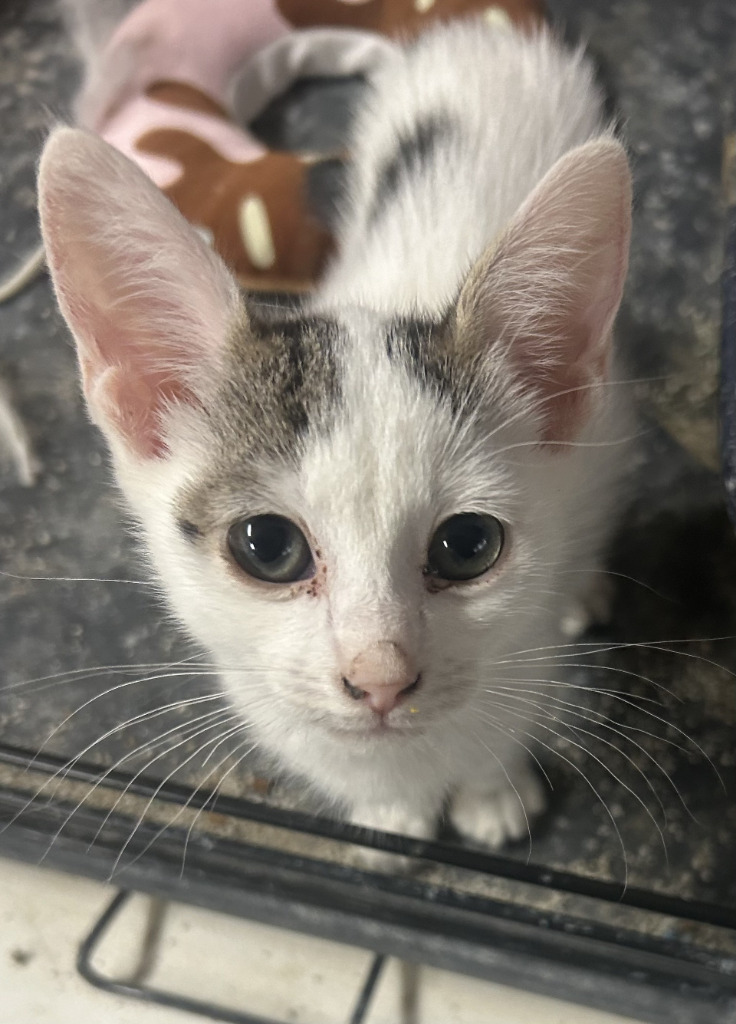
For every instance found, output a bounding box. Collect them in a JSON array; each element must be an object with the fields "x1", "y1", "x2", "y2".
[{"x1": 78, "y1": 0, "x2": 546, "y2": 292}]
